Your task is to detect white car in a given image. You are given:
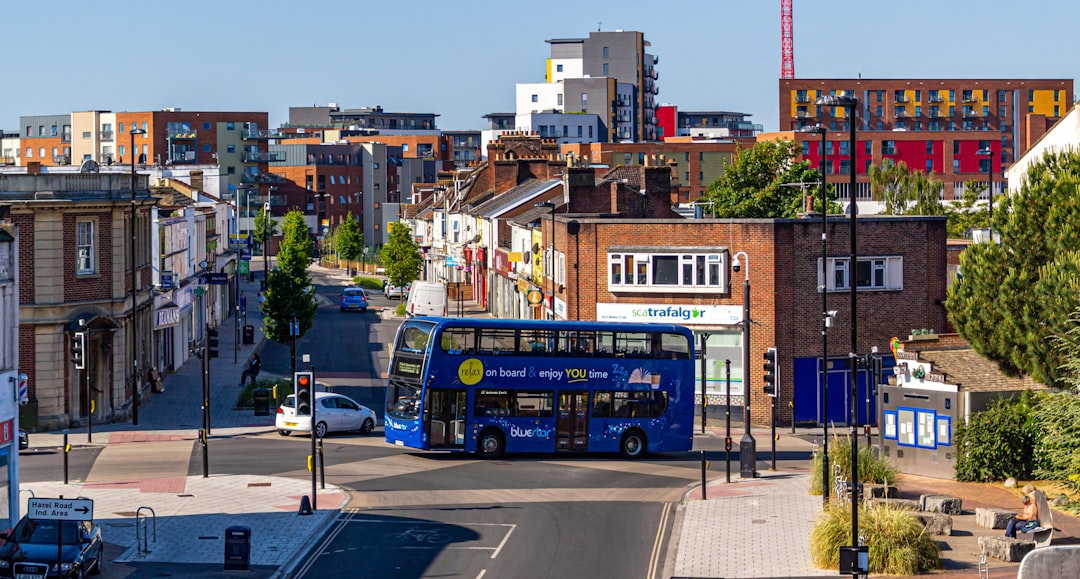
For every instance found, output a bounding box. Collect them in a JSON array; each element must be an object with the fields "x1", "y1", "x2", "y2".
[{"x1": 275, "y1": 392, "x2": 378, "y2": 437}]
